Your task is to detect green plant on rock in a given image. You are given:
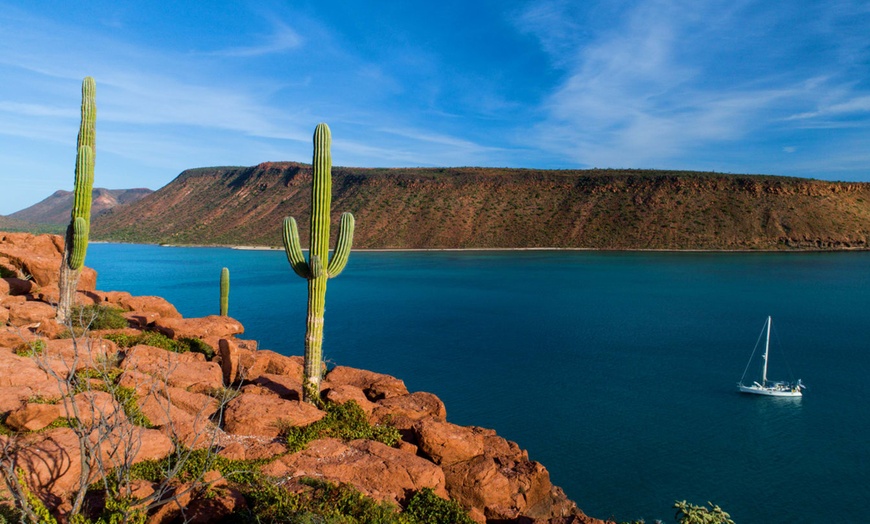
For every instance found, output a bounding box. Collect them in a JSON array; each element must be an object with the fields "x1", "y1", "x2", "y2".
[
  {"x1": 283, "y1": 400, "x2": 399, "y2": 453},
  {"x1": 283, "y1": 123, "x2": 355, "y2": 404},
  {"x1": 58, "y1": 77, "x2": 96, "y2": 324},
  {"x1": 673, "y1": 501, "x2": 734, "y2": 524},
  {"x1": 219, "y1": 267, "x2": 230, "y2": 316}
]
